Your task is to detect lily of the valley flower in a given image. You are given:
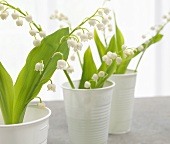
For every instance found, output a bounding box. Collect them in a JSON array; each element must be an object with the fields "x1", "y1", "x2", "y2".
[
  {"x1": 16, "y1": 19, "x2": 23, "y2": 26},
  {"x1": 37, "y1": 102, "x2": 46, "y2": 108},
  {"x1": 11, "y1": 12, "x2": 19, "y2": 20},
  {"x1": 25, "y1": 14, "x2": 32, "y2": 22},
  {"x1": 0, "y1": 4, "x2": 4, "y2": 11},
  {"x1": 96, "y1": 23, "x2": 105, "y2": 31},
  {"x1": 35, "y1": 61, "x2": 44, "y2": 72},
  {"x1": 116, "y1": 57, "x2": 122, "y2": 65},
  {"x1": 57, "y1": 60, "x2": 67, "y2": 70},
  {"x1": 39, "y1": 31, "x2": 46, "y2": 38},
  {"x1": 29, "y1": 29, "x2": 37, "y2": 36},
  {"x1": 122, "y1": 44, "x2": 127, "y2": 50},
  {"x1": 70, "y1": 54, "x2": 76, "y2": 61},
  {"x1": 84, "y1": 81, "x2": 91, "y2": 88},
  {"x1": 98, "y1": 71, "x2": 105, "y2": 77},
  {"x1": 137, "y1": 45, "x2": 144, "y2": 51},
  {"x1": 0, "y1": 11, "x2": 9, "y2": 20},
  {"x1": 92, "y1": 74, "x2": 98, "y2": 81},
  {"x1": 47, "y1": 83, "x2": 56, "y2": 92},
  {"x1": 88, "y1": 19, "x2": 96, "y2": 26},
  {"x1": 33, "y1": 39, "x2": 41, "y2": 47},
  {"x1": 66, "y1": 66, "x2": 74, "y2": 74}
]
